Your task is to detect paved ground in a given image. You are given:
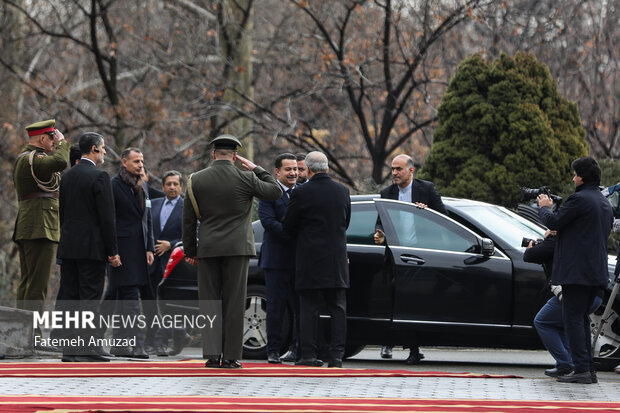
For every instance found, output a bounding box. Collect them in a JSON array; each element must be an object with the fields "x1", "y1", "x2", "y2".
[{"x1": 1, "y1": 347, "x2": 619, "y2": 402}]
